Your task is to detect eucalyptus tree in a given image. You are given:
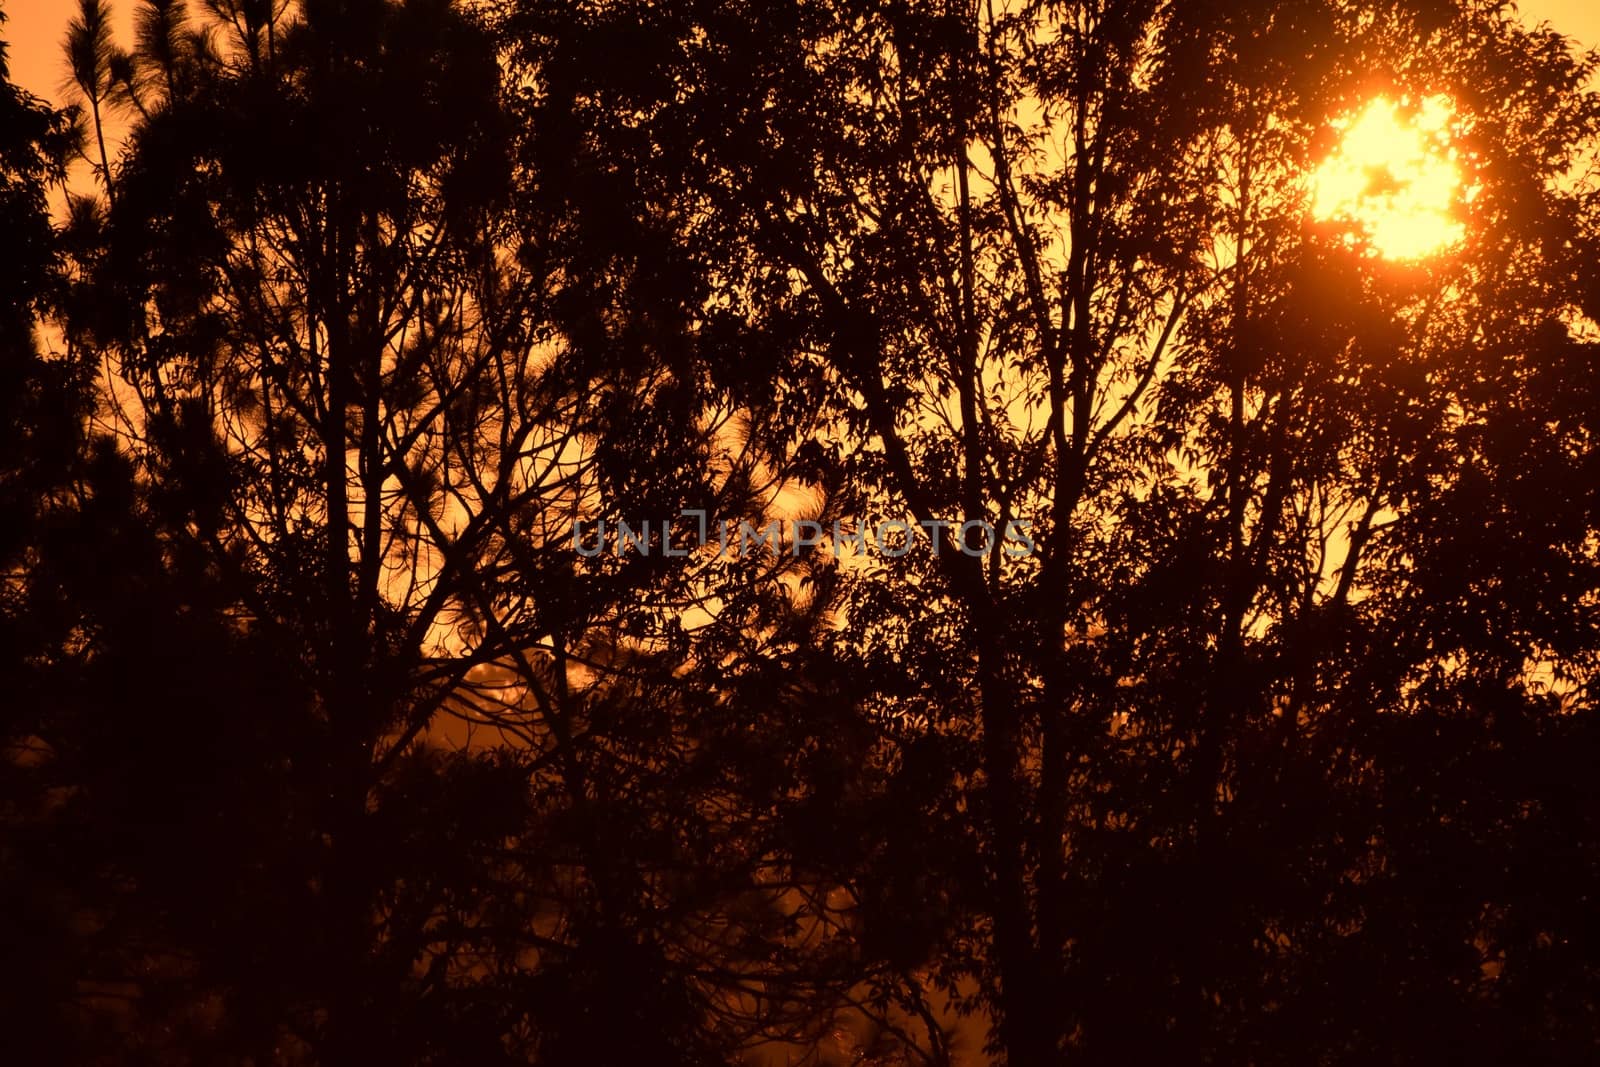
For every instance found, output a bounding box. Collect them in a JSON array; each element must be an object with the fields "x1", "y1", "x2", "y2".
[{"x1": 507, "y1": 0, "x2": 1600, "y2": 1062}]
